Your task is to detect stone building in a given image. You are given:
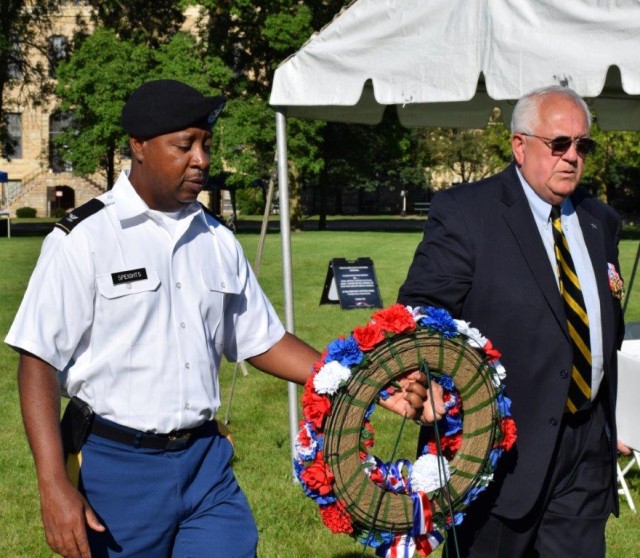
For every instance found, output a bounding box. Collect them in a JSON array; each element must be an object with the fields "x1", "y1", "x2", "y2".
[{"x1": 0, "y1": 3, "x2": 214, "y2": 219}]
